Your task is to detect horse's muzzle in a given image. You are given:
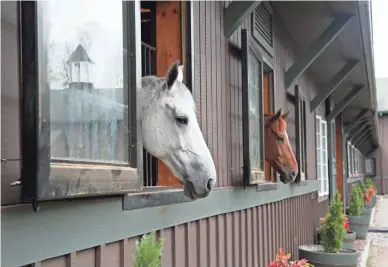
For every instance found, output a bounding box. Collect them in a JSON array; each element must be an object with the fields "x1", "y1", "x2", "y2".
[{"x1": 184, "y1": 179, "x2": 214, "y2": 200}]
